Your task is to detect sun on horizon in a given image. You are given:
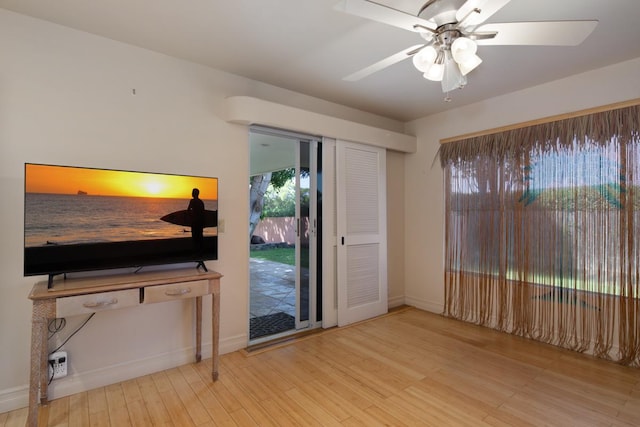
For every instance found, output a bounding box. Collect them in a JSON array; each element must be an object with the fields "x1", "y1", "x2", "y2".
[{"x1": 25, "y1": 164, "x2": 218, "y2": 200}]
